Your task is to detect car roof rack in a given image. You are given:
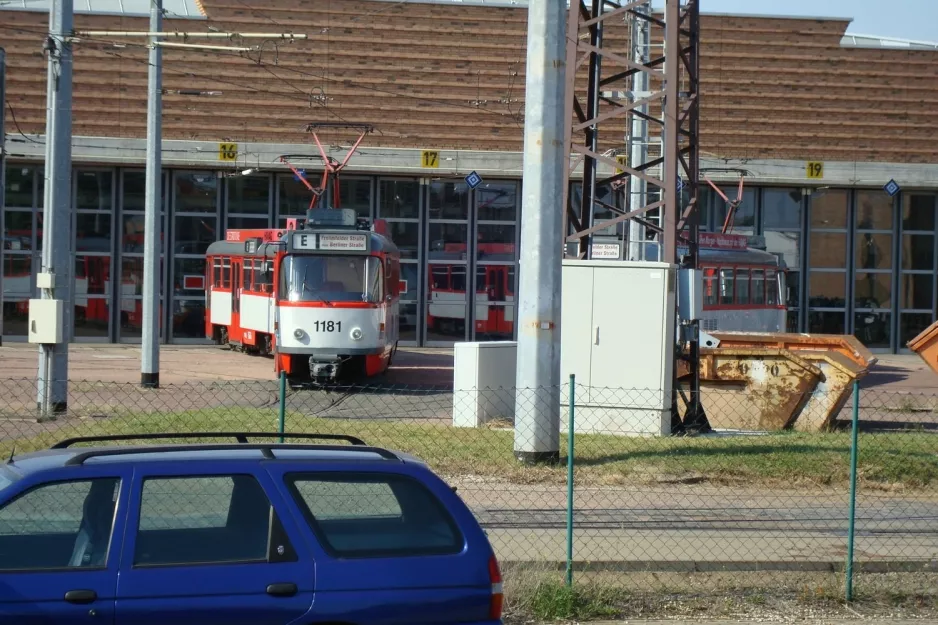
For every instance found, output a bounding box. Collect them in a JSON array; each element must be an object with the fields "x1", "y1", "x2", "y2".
[
  {"x1": 63, "y1": 443, "x2": 400, "y2": 466},
  {"x1": 51, "y1": 432, "x2": 368, "y2": 449}
]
